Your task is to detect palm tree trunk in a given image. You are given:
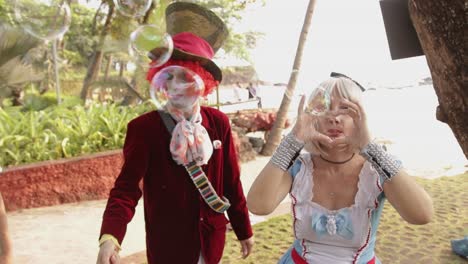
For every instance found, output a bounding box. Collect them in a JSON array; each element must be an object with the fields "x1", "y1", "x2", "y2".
[
  {"x1": 409, "y1": 0, "x2": 467, "y2": 158},
  {"x1": 261, "y1": 0, "x2": 317, "y2": 155},
  {"x1": 80, "y1": 3, "x2": 114, "y2": 100},
  {"x1": 119, "y1": 61, "x2": 125, "y2": 77},
  {"x1": 104, "y1": 55, "x2": 113, "y2": 80}
]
